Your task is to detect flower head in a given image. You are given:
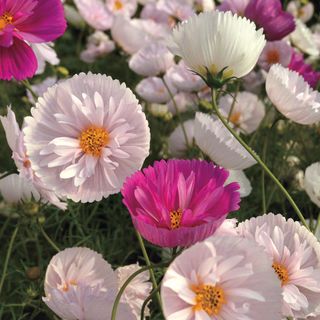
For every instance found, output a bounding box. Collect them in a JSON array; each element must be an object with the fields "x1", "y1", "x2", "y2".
[
  {"x1": 244, "y1": 0, "x2": 295, "y2": 41},
  {"x1": 161, "y1": 236, "x2": 282, "y2": 319},
  {"x1": 23, "y1": 73, "x2": 150, "y2": 203},
  {"x1": 218, "y1": 0, "x2": 250, "y2": 16},
  {"x1": 237, "y1": 213, "x2": 320, "y2": 318},
  {"x1": 266, "y1": 64, "x2": 320, "y2": 125},
  {"x1": 121, "y1": 159, "x2": 240, "y2": 248},
  {"x1": 304, "y1": 162, "x2": 320, "y2": 208},
  {"x1": 168, "y1": 11, "x2": 265, "y2": 79},
  {"x1": 43, "y1": 247, "x2": 135, "y2": 320},
  {"x1": 0, "y1": 0, "x2": 66, "y2": 80}
]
